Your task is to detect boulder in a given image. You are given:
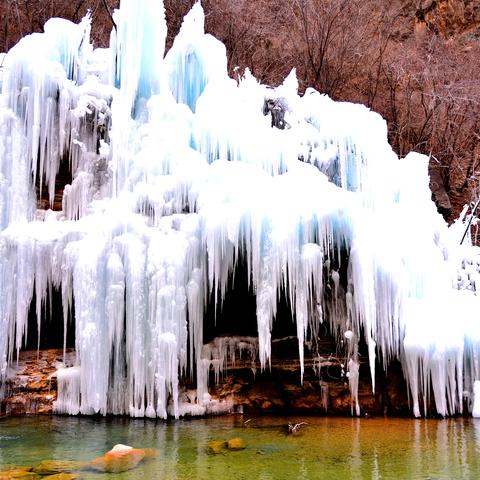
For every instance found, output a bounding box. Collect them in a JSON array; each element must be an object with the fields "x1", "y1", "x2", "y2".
[{"x1": 89, "y1": 444, "x2": 146, "y2": 473}]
